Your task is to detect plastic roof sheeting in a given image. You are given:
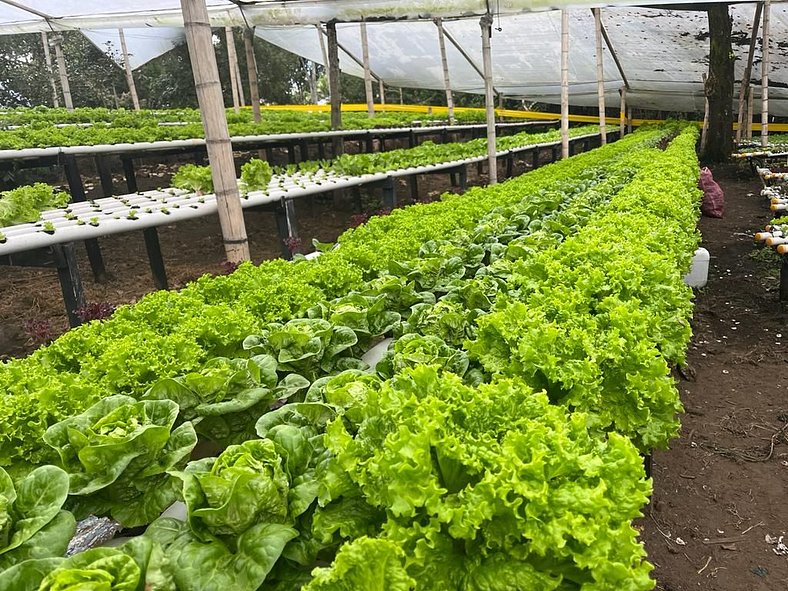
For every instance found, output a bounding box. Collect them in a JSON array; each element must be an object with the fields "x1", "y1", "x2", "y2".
[
  {"x1": 82, "y1": 27, "x2": 184, "y2": 70},
  {"x1": 257, "y1": 5, "x2": 788, "y2": 116},
  {"x1": 0, "y1": 0, "x2": 767, "y2": 33}
]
